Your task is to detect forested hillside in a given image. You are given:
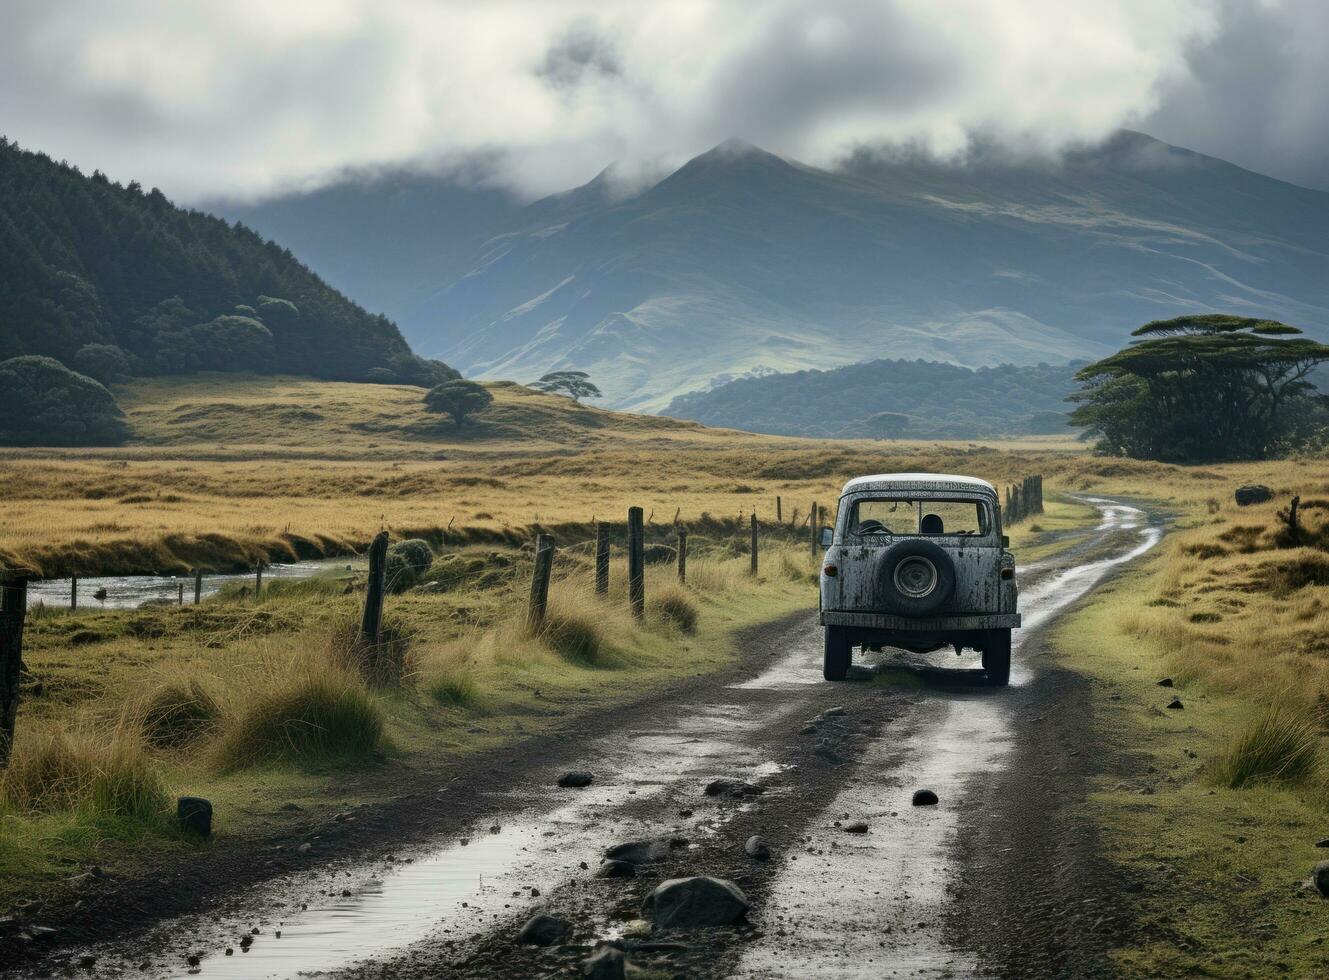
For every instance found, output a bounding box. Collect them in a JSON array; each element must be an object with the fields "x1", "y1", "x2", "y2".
[
  {"x1": 0, "y1": 137, "x2": 453, "y2": 386},
  {"x1": 664, "y1": 359, "x2": 1083, "y2": 439}
]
